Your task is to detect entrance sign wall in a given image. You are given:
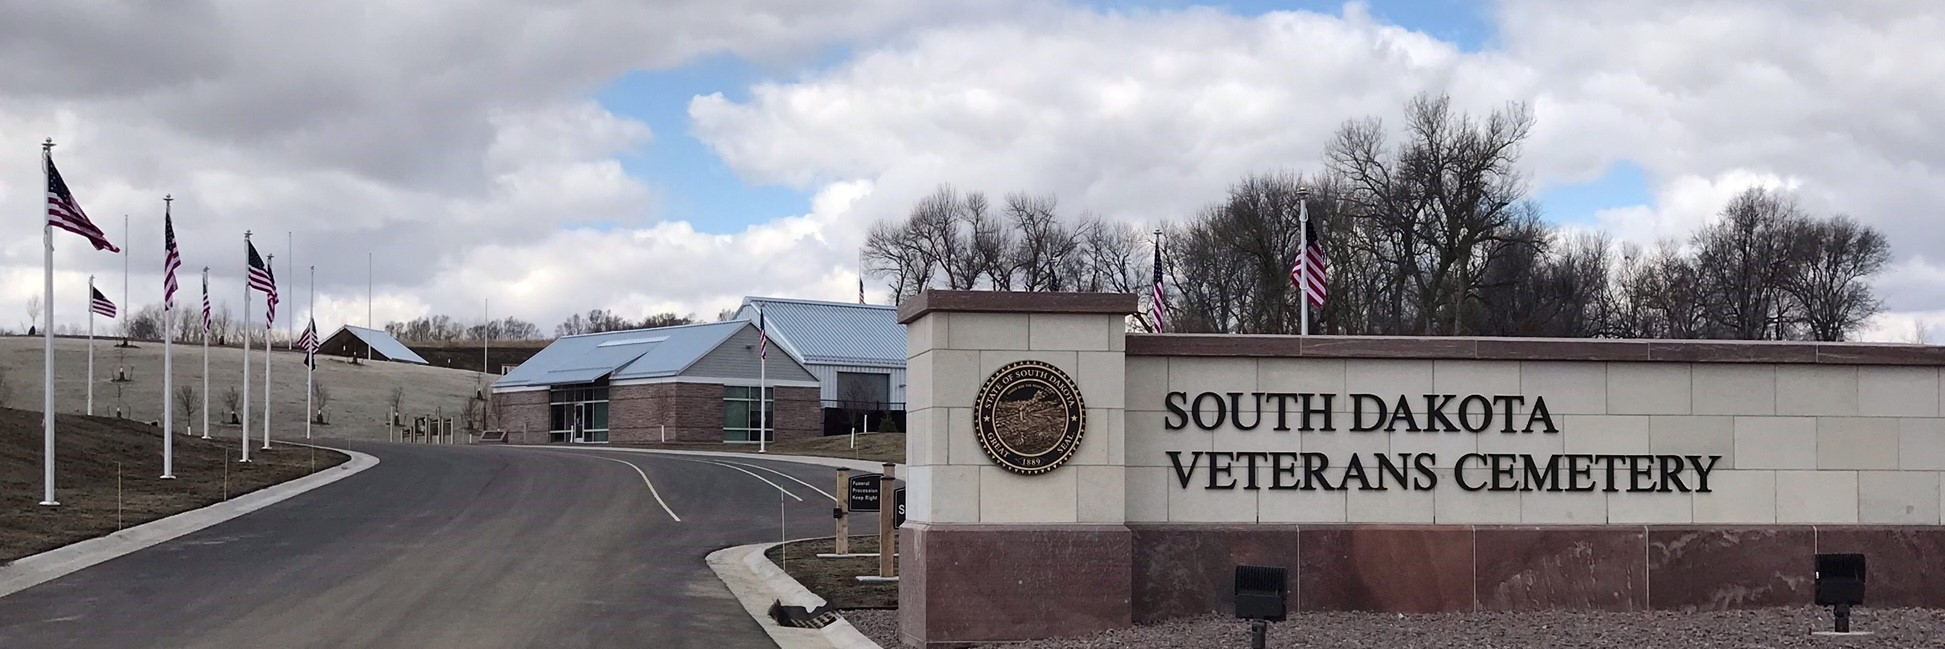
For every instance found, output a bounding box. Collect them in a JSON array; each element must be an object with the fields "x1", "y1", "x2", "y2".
[{"x1": 897, "y1": 290, "x2": 1945, "y2": 648}]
